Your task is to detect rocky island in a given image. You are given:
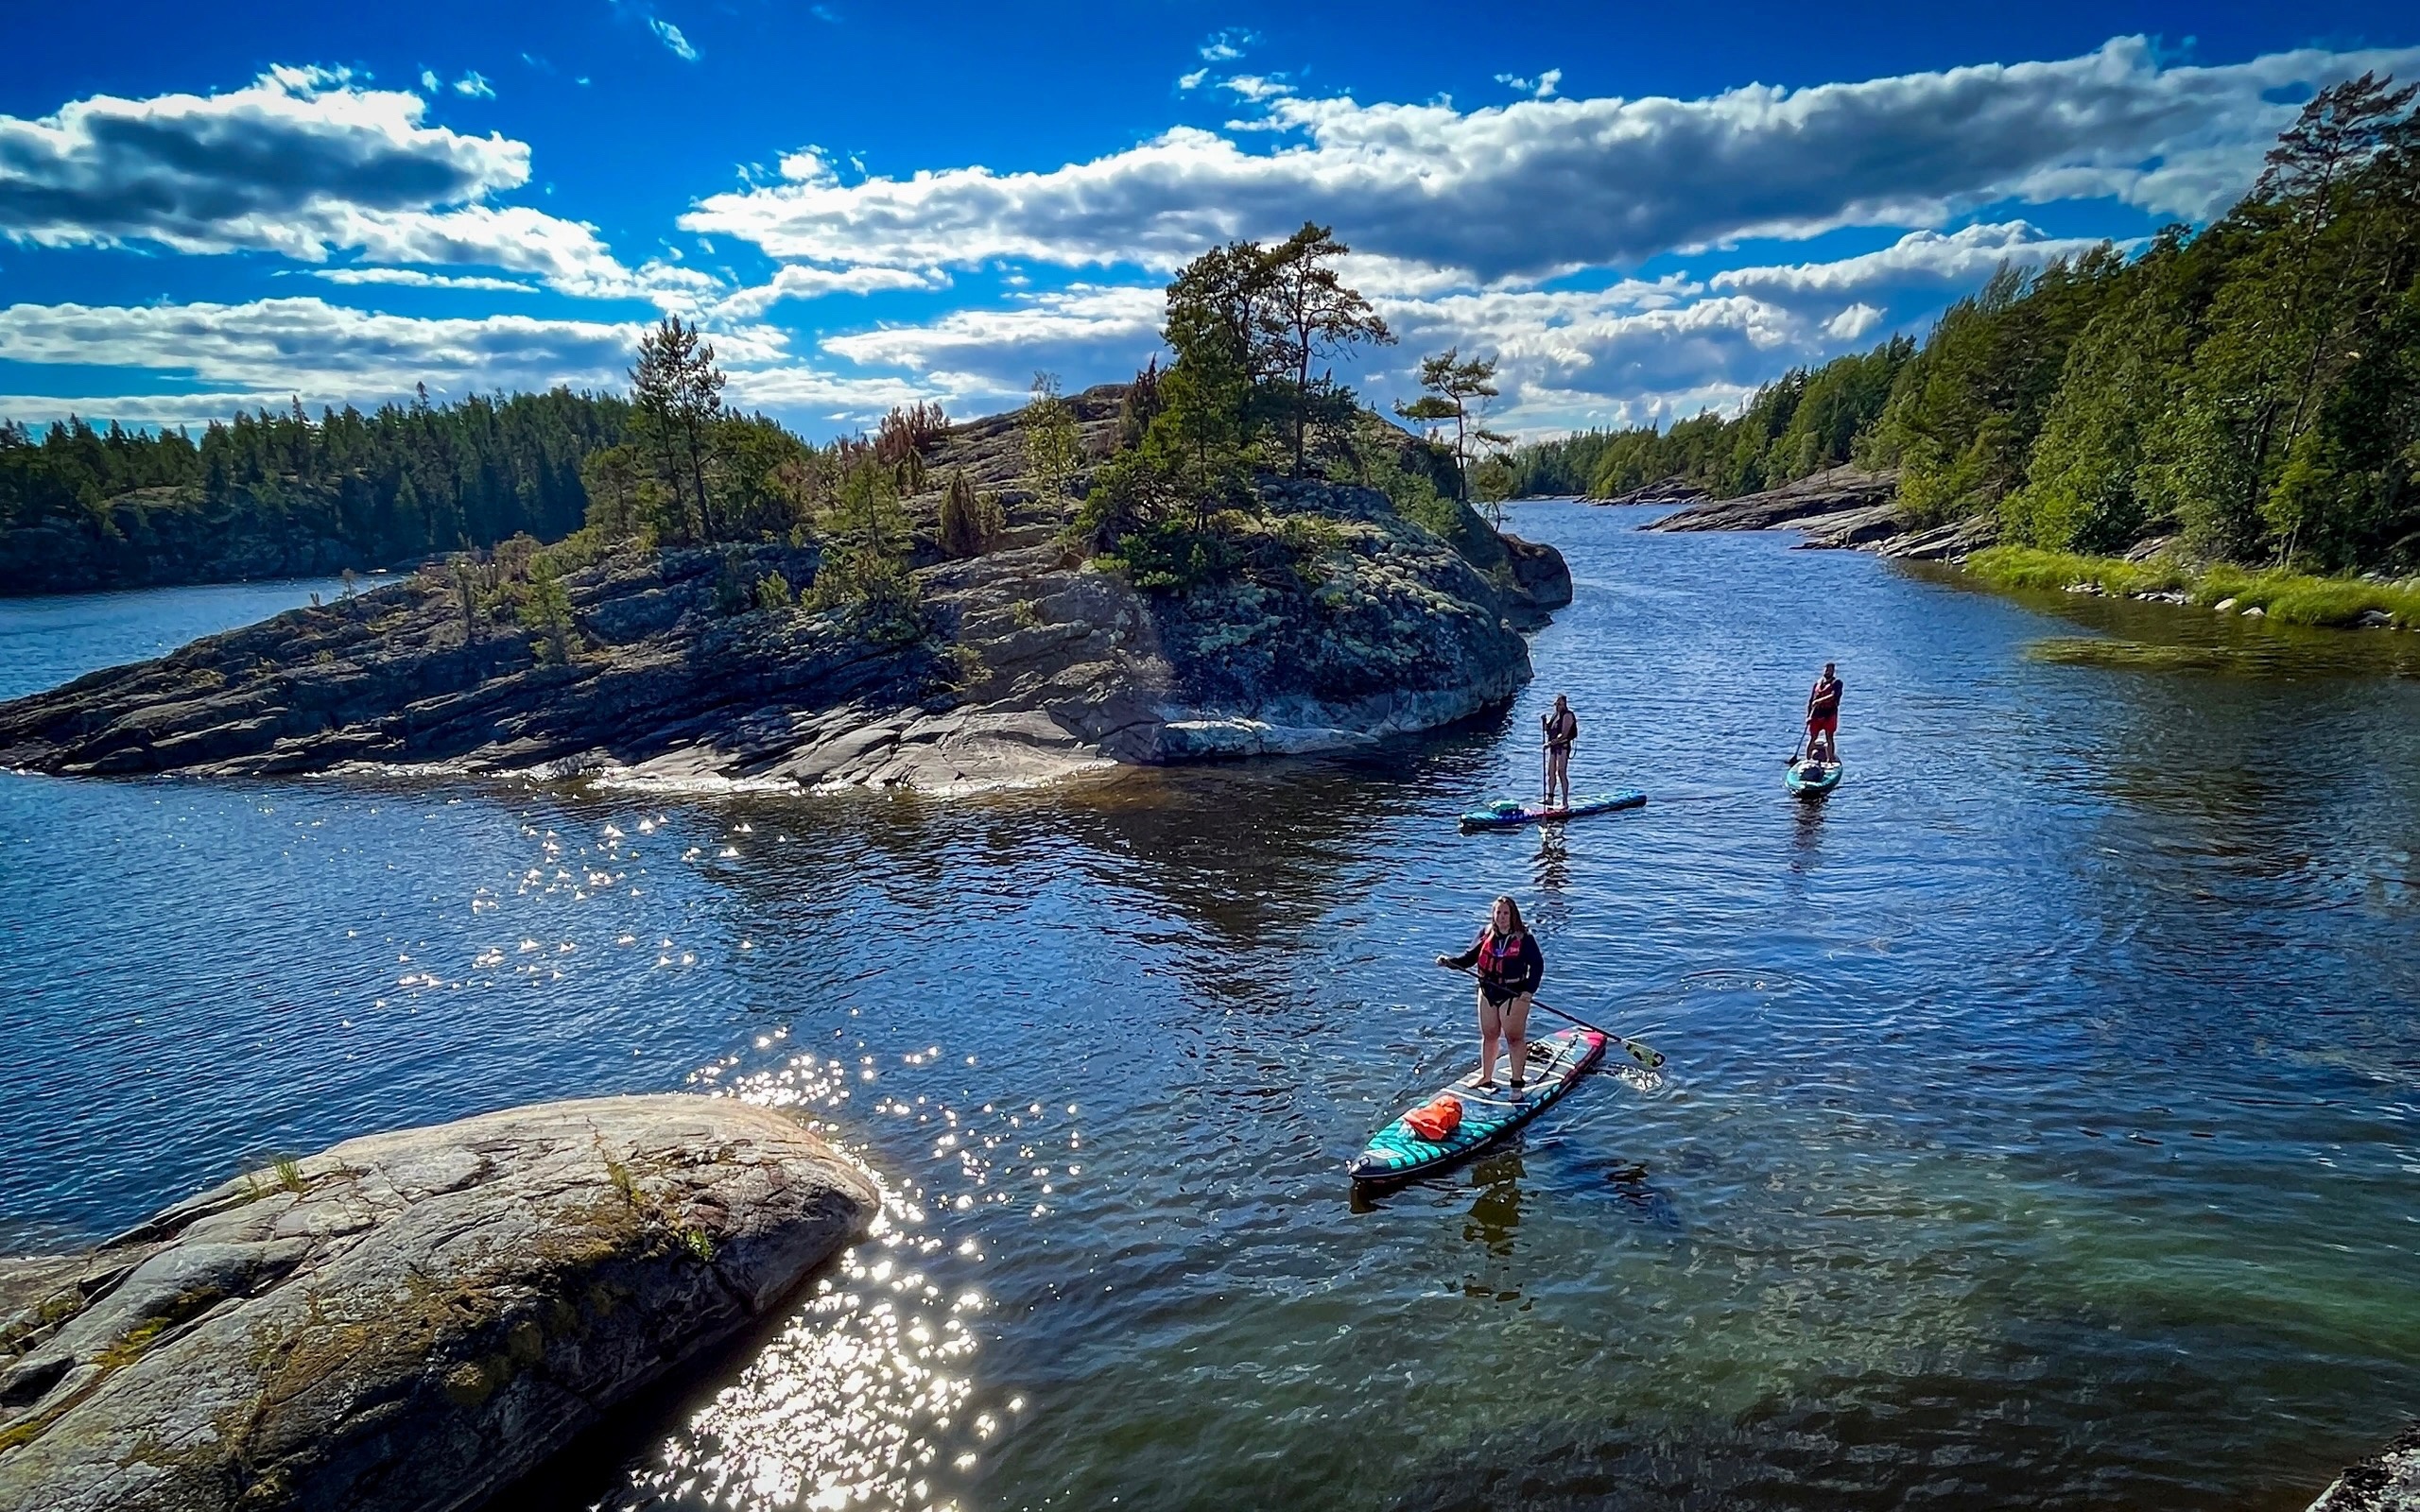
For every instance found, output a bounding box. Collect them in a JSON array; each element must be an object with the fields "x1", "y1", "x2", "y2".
[
  {"x1": 0, "y1": 387, "x2": 1566, "y2": 792},
  {"x1": 0, "y1": 1096, "x2": 875, "y2": 1512}
]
